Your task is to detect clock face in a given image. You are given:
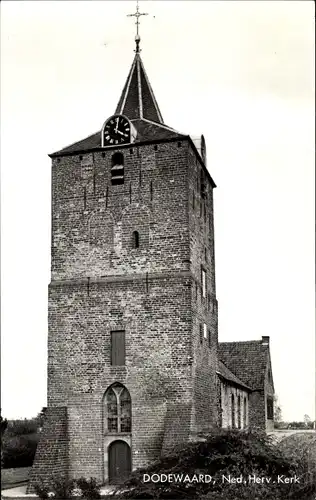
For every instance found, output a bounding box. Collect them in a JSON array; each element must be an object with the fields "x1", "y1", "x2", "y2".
[{"x1": 103, "y1": 115, "x2": 131, "y2": 146}]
